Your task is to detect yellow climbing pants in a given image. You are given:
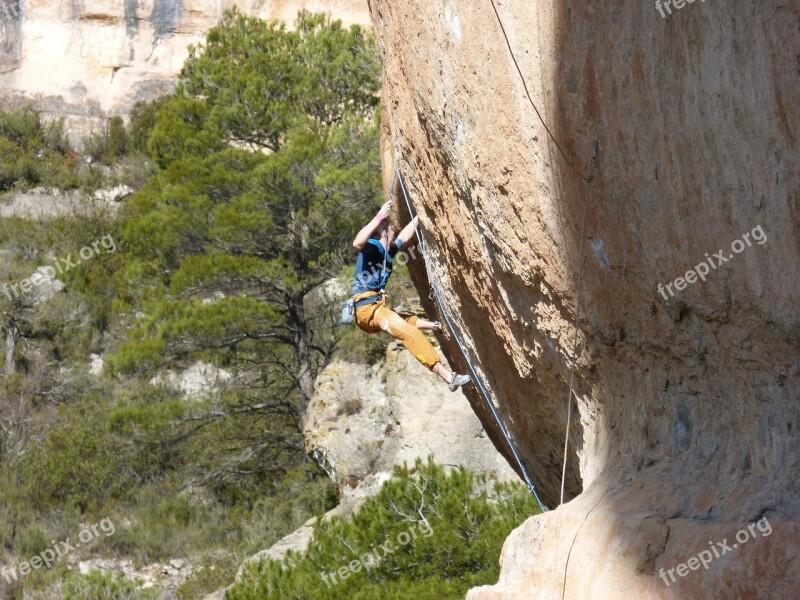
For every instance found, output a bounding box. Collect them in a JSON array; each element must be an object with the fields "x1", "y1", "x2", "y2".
[{"x1": 353, "y1": 291, "x2": 440, "y2": 369}]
